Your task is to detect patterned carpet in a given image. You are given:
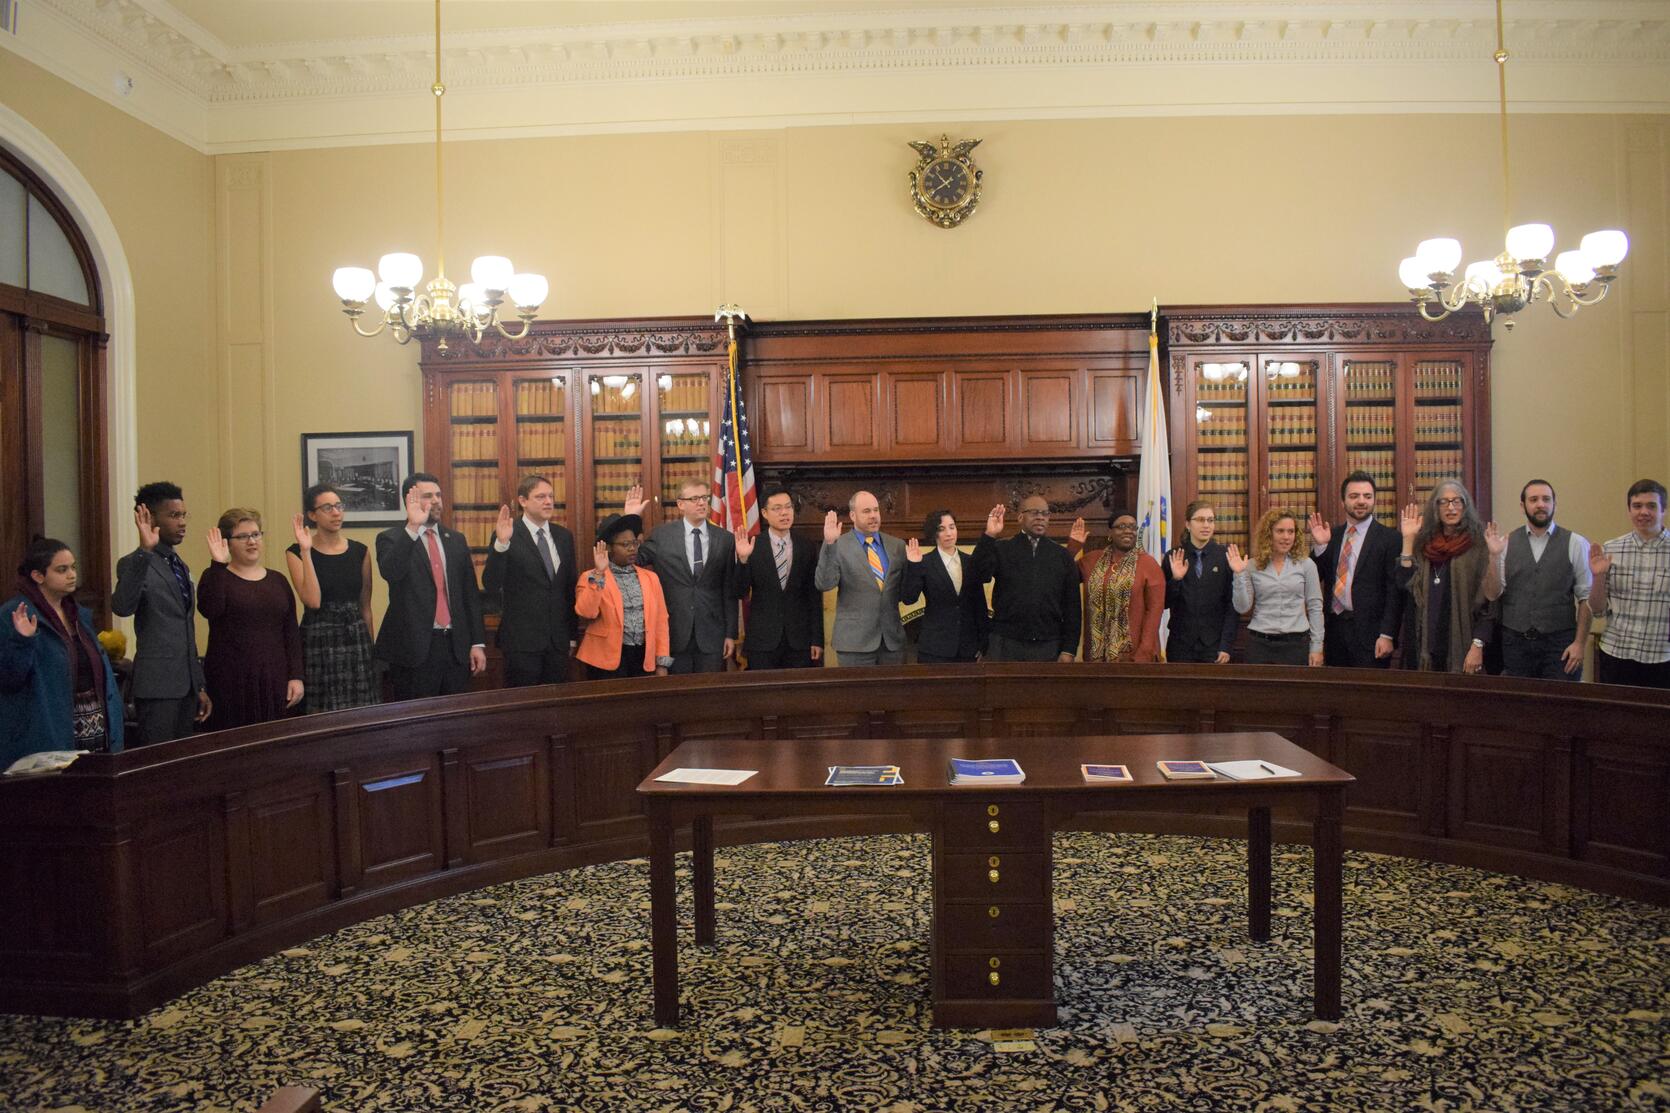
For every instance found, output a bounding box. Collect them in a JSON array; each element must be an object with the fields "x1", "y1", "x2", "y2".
[{"x1": 4, "y1": 832, "x2": 1668, "y2": 1113}]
